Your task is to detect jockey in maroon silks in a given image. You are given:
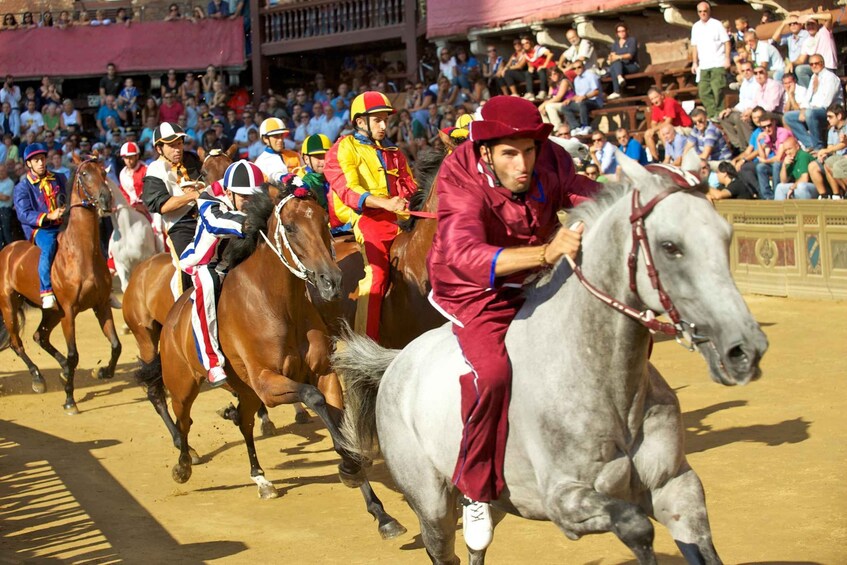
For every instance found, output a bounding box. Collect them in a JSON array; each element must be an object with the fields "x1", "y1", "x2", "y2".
[{"x1": 426, "y1": 96, "x2": 598, "y2": 550}]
